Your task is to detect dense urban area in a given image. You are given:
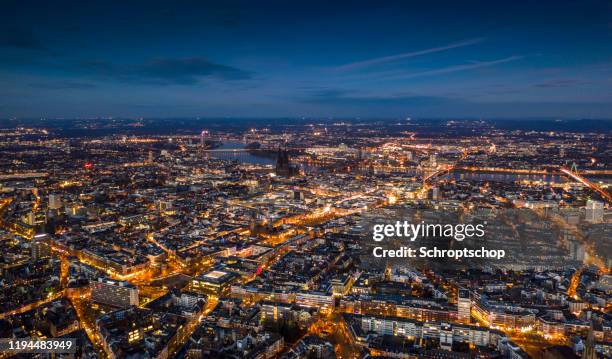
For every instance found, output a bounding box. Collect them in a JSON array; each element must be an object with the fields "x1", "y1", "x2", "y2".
[{"x1": 0, "y1": 118, "x2": 610, "y2": 359}]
